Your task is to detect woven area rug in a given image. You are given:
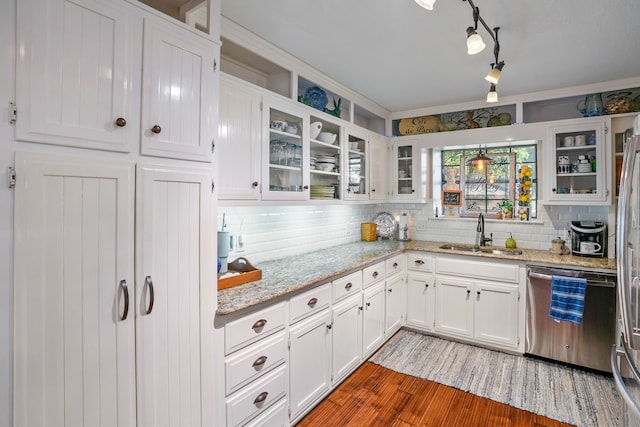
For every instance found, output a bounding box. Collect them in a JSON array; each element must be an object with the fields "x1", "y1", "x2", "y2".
[{"x1": 370, "y1": 330, "x2": 624, "y2": 427}]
